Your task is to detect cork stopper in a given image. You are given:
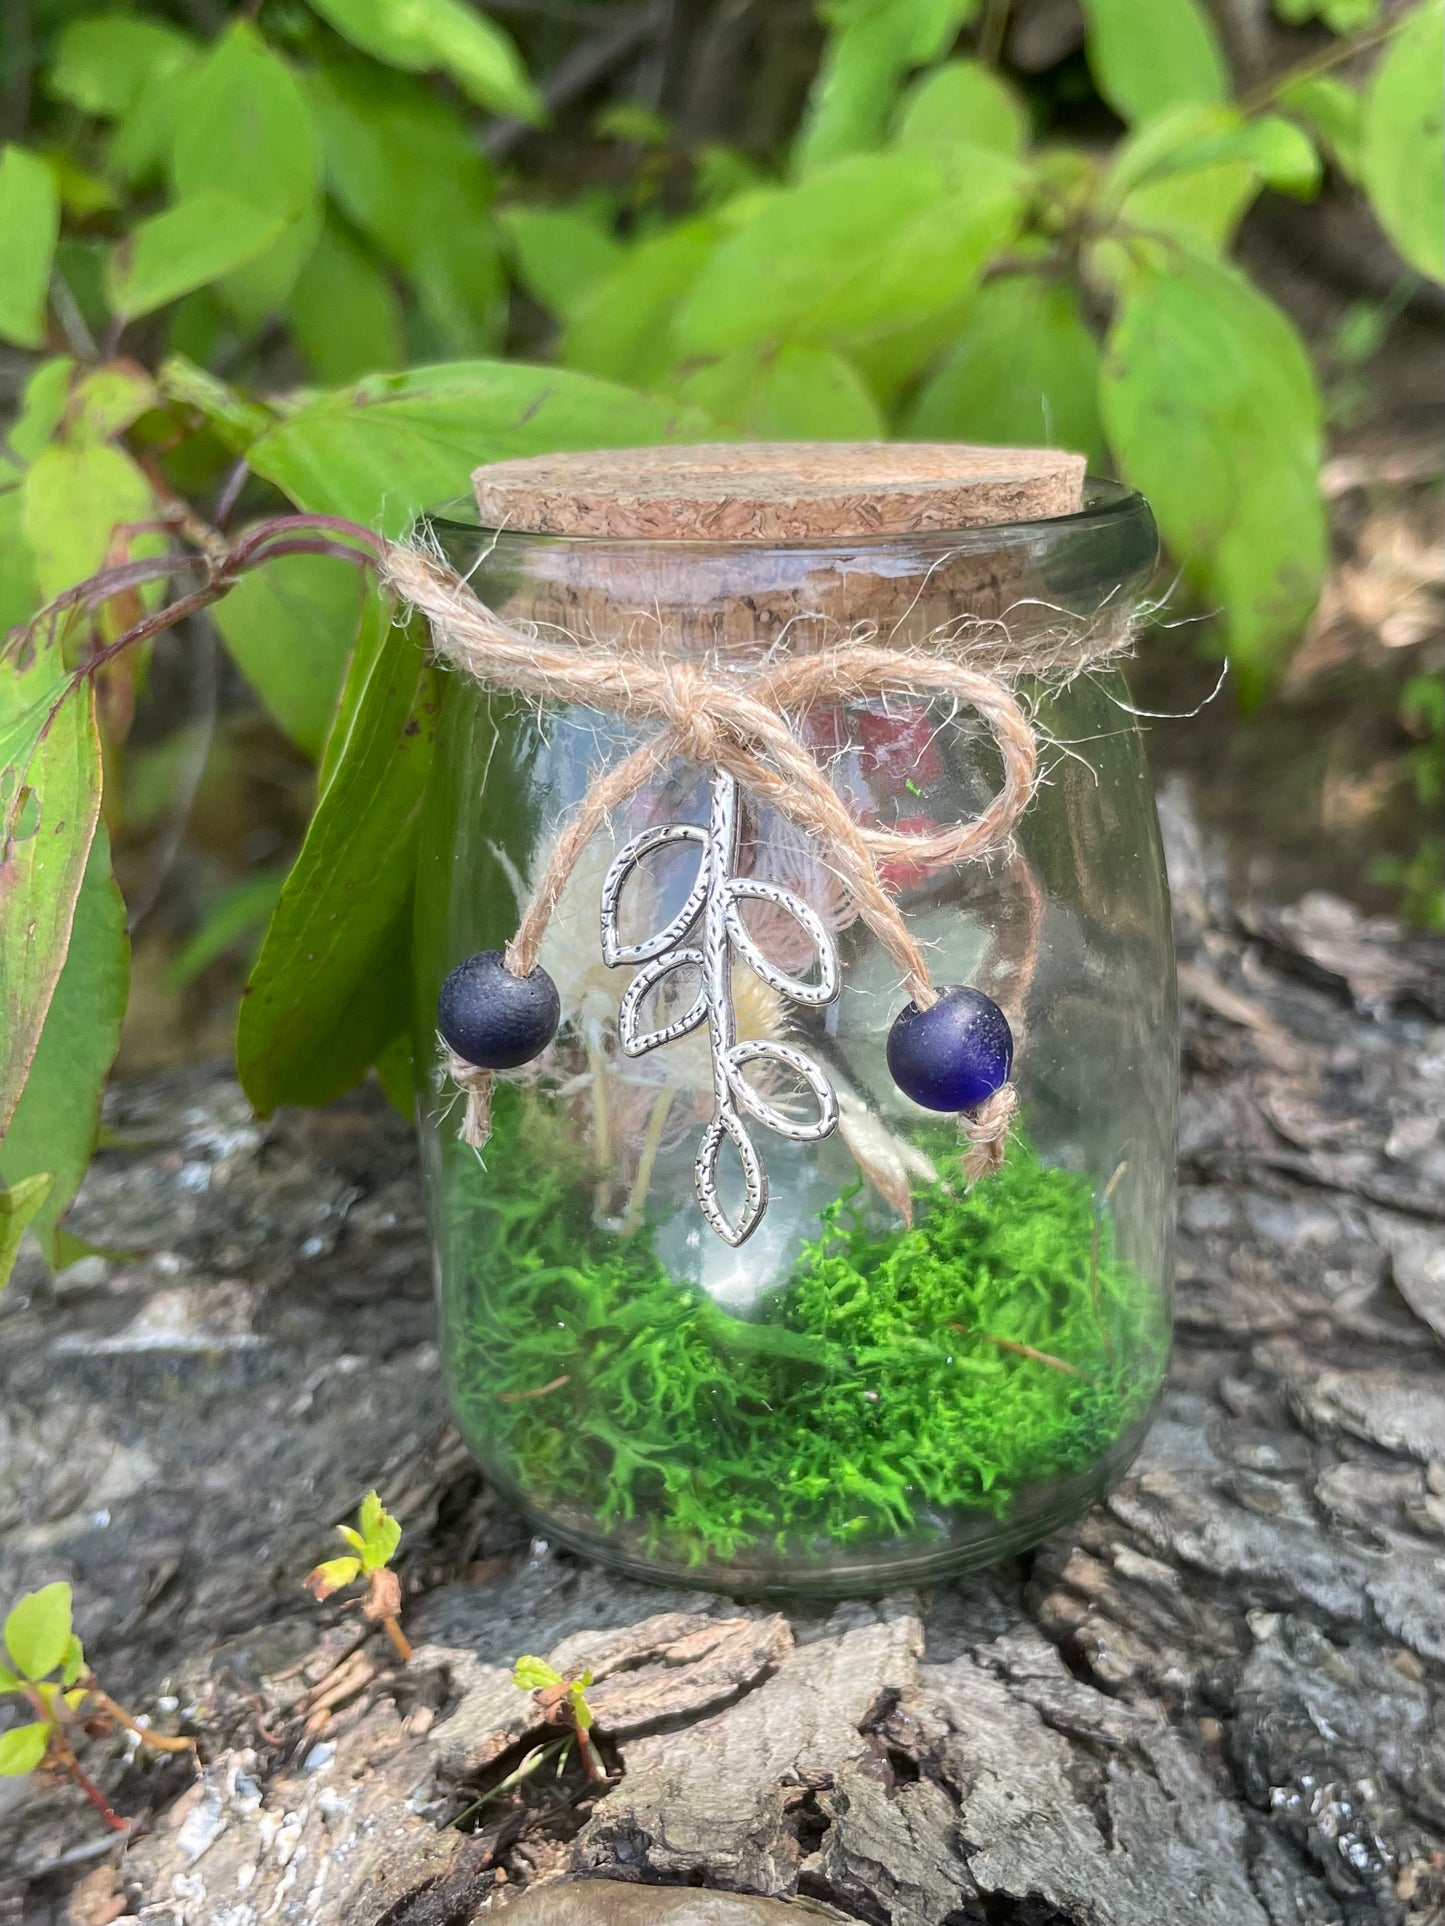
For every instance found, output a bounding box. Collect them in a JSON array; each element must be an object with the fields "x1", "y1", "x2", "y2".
[{"x1": 472, "y1": 441, "x2": 1086, "y2": 543}]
